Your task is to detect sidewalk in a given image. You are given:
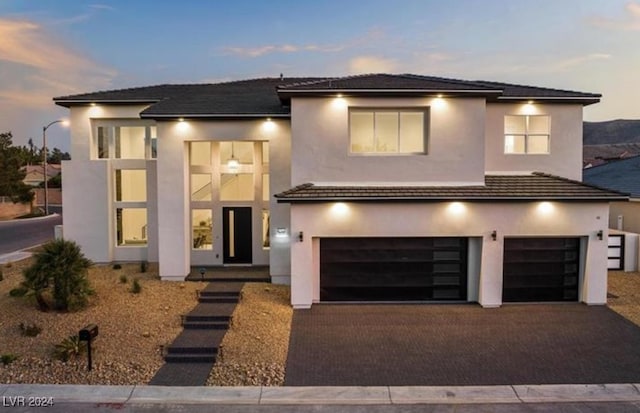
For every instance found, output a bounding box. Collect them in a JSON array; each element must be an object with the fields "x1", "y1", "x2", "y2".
[{"x1": 2, "y1": 383, "x2": 640, "y2": 407}]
